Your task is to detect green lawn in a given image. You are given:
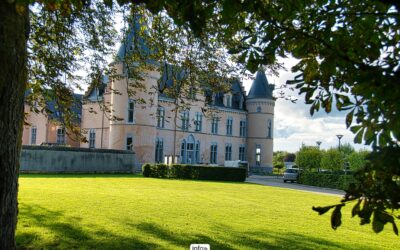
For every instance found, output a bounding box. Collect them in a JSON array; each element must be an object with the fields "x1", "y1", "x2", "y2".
[{"x1": 17, "y1": 175, "x2": 397, "y2": 249}]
